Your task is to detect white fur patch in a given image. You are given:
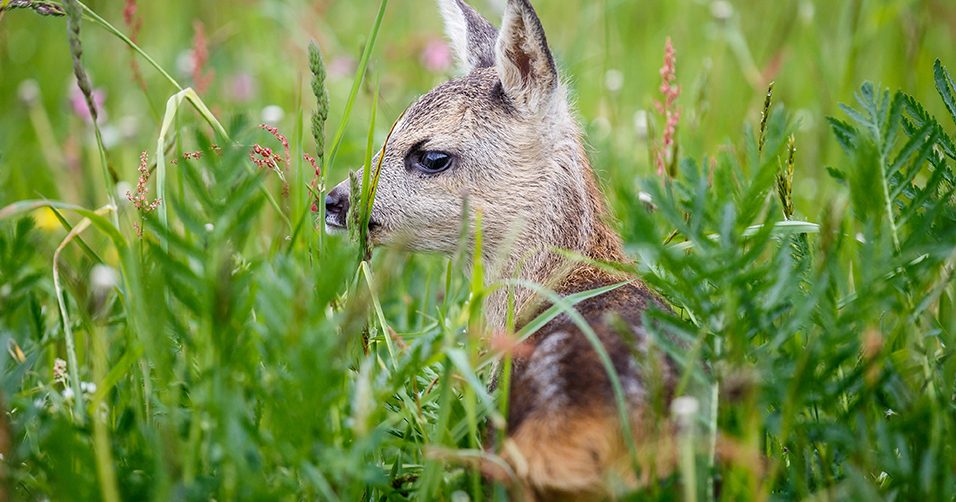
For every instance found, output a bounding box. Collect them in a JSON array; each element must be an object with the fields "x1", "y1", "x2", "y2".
[
  {"x1": 438, "y1": 0, "x2": 473, "y2": 71},
  {"x1": 526, "y1": 331, "x2": 572, "y2": 408}
]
